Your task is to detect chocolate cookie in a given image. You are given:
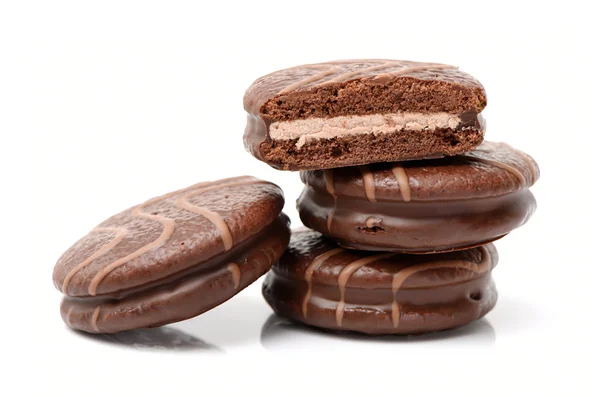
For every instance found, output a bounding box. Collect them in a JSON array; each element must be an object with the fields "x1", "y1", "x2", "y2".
[
  {"x1": 53, "y1": 176, "x2": 290, "y2": 334},
  {"x1": 263, "y1": 229, "x2": 498, "y2": 335},
  {"x1": 244, "y1": 59, "x2": 486, "y2": 170},
  {"x1": 298, "y1": 141, "x2": 539, "y2": 253}
]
